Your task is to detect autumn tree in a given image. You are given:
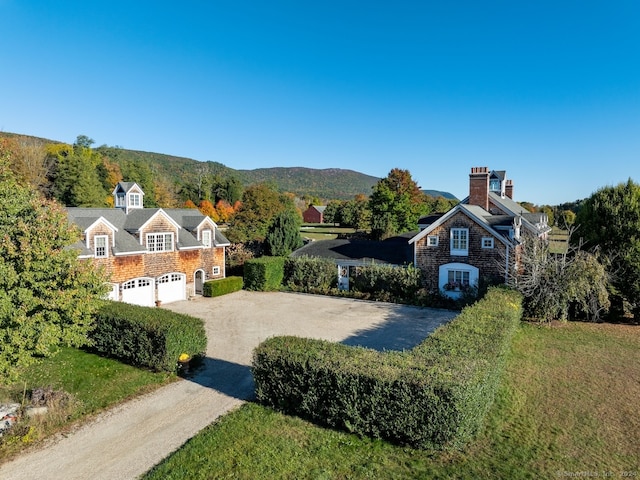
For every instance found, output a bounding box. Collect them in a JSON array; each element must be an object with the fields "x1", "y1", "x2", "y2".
[
  {"x1": 0, "y1": 153, "x2": 108, "y2": 382},
  {"x1": 369, "y1": 168, "x2": 428, "y2": 240},
  {"x1": 226, "y1": 183, "x2": 297, "y2": 243},
  {"x1": 198, "y1": 199, "x2": 216, "y2": 218}
]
